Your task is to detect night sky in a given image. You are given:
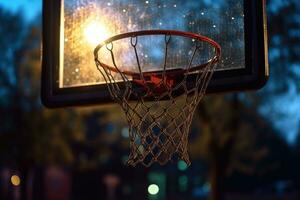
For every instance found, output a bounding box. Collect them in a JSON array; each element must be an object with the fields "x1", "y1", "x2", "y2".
[{"x1": 0, "y1": 0, "x2": 41, "y2": 21}]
